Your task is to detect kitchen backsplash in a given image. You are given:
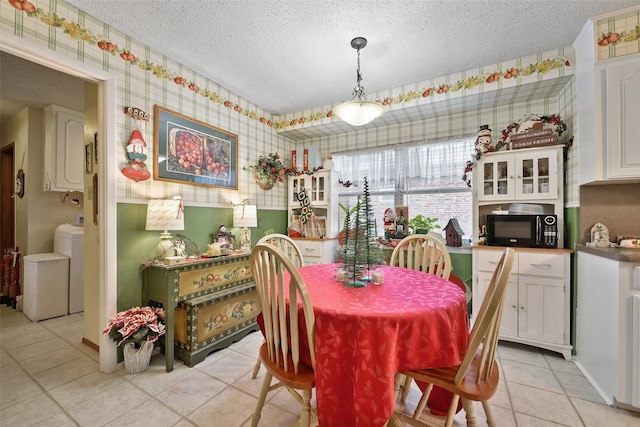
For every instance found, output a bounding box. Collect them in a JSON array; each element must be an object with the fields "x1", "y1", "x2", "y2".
[{"x1": 579, "y1": 183, "x2": 640, "y2": 244}]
